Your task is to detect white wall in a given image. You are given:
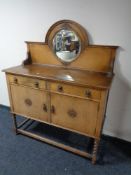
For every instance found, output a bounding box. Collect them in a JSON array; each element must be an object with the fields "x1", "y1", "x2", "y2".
[{"x1": 0, "y1": 0, "x2": 131, "y2": 141}]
